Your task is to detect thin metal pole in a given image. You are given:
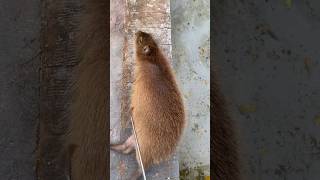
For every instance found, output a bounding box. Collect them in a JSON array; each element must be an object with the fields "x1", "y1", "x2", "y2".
[{"x1": 130, "y1": 116, "x2": 147, "y2": 180}]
